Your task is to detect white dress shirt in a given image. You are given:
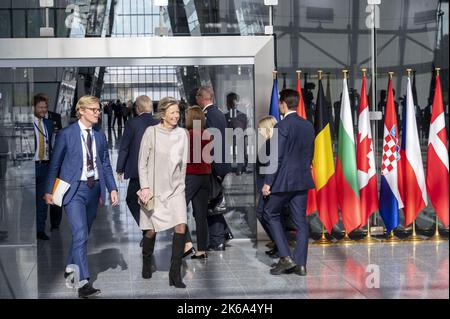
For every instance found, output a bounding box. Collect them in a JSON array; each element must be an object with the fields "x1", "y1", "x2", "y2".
[
  {"x1": 34, "y1": 116, "x2": 49, "y2": 161},
  {"x1": 78, "y1": 121, "x2": 99, "y2": 181}
]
